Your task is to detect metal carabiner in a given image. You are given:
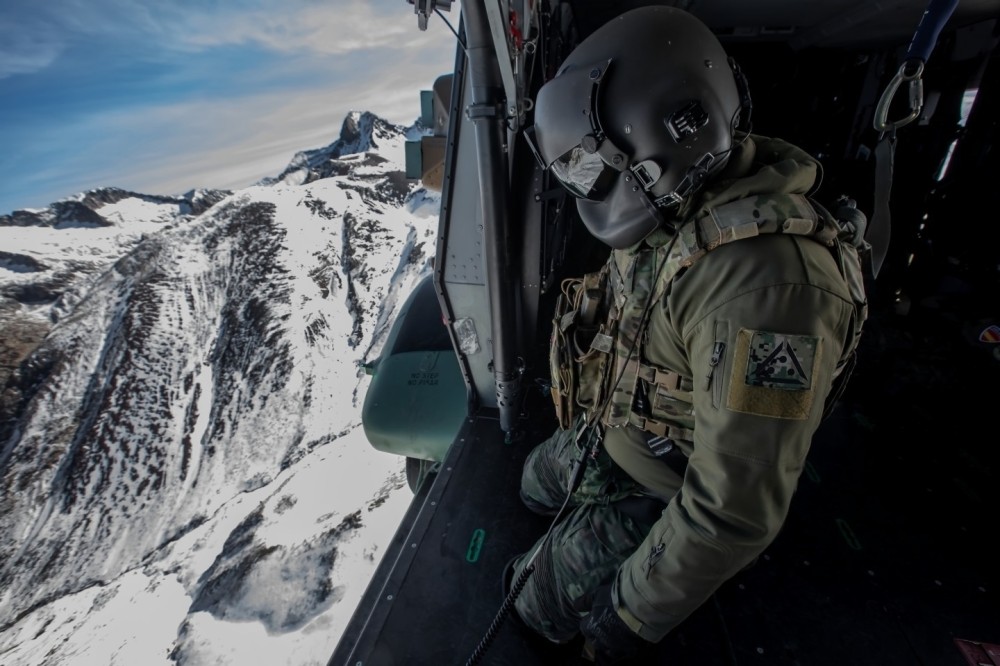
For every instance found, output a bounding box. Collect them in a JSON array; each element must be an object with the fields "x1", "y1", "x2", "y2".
[{"x1": 874, "y1": 60, "x2": 925, "y2": 132}]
